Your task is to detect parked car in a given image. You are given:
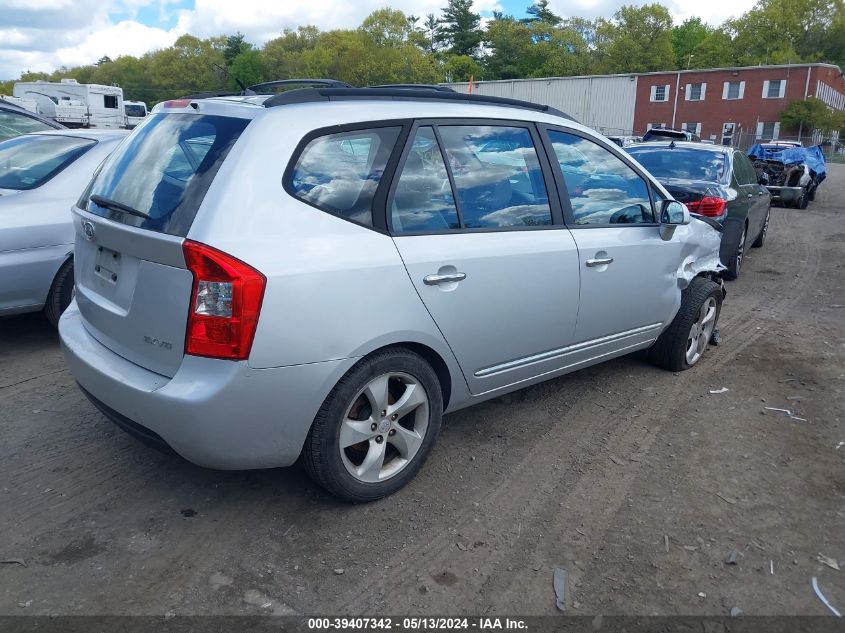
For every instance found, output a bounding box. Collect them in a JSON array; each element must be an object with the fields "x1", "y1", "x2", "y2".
[
  {"x1": 0, "y1": 129, "x2": 128, "y2": 326},
  {"x1": 626, "y1": 141, "x2": 771, "y2": 279},
  {"x1": 59, "y1": 86, "x2": 725, "y2": 501},
  {"x1": 747, "y1": 143, "x2": 826, "y2": 208},
  {"x1": 0, "y1": 98, "x2": 64, "y2": 142},
  {"x1": 606, "y1": 135, "x2": 641, "y2": 148},
  {"x1": 642, "y1": 128, "x2": 701, "y2": 143}
]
